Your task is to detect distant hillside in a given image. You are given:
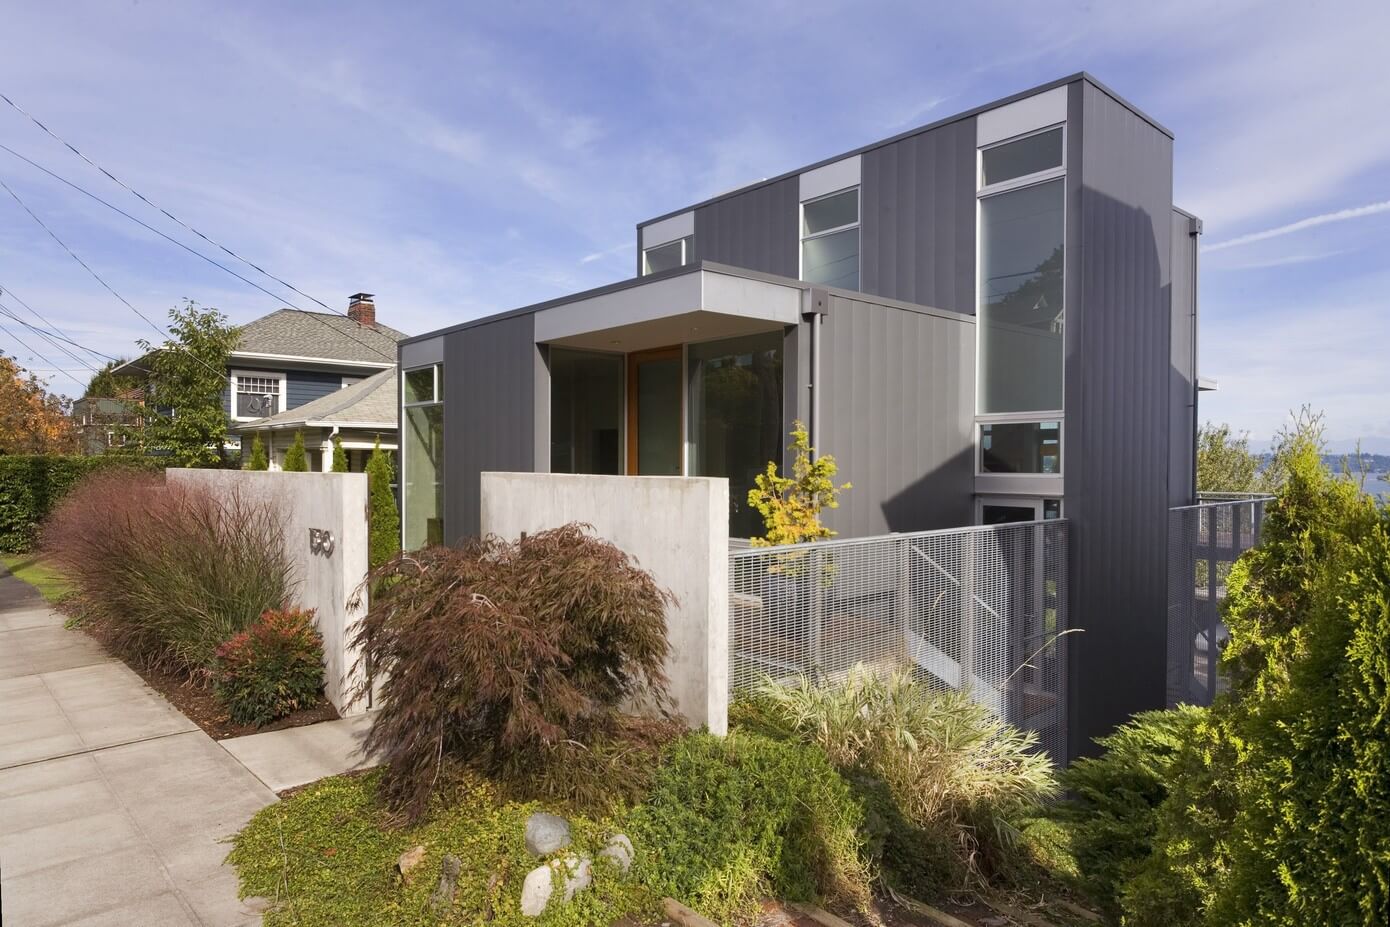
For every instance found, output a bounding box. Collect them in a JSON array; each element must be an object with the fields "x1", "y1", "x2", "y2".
[{"x1": 1257, "y1": 452, "x2": 1390, "y2": 474}]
